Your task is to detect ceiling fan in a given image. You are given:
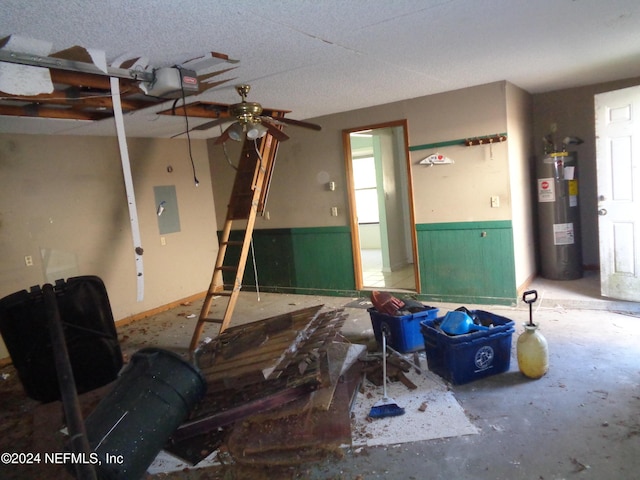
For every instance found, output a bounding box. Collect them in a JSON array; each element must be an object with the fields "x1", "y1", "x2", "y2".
[{"x1": 190, "y1": 84, "x2": 321, "y2": 145}]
